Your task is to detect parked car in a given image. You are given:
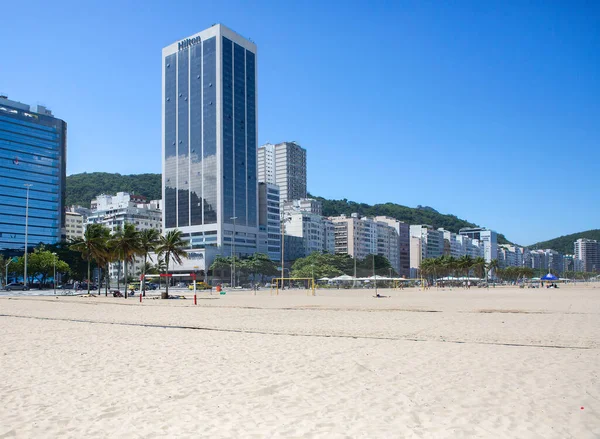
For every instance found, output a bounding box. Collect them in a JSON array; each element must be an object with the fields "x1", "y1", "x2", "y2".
[
  {"x1": 5, "y1": 282, "x2": 29, "y2": 291},
  {"x1": 146, "y1": 283, "x2": 158, "y2": 290}
]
